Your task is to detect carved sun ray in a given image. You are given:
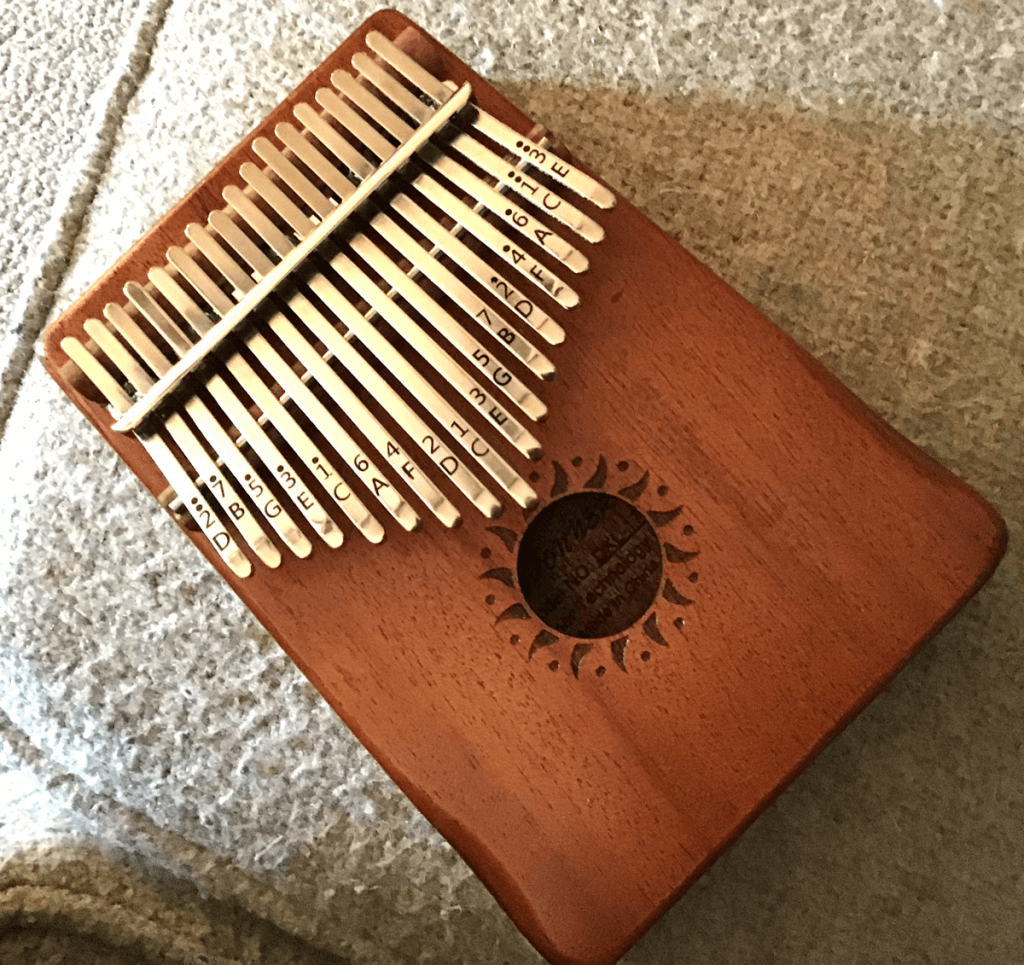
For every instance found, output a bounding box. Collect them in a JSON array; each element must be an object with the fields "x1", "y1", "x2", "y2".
[{"x1": 479, "y1": 456, "x2": 701, "y2": 681}]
